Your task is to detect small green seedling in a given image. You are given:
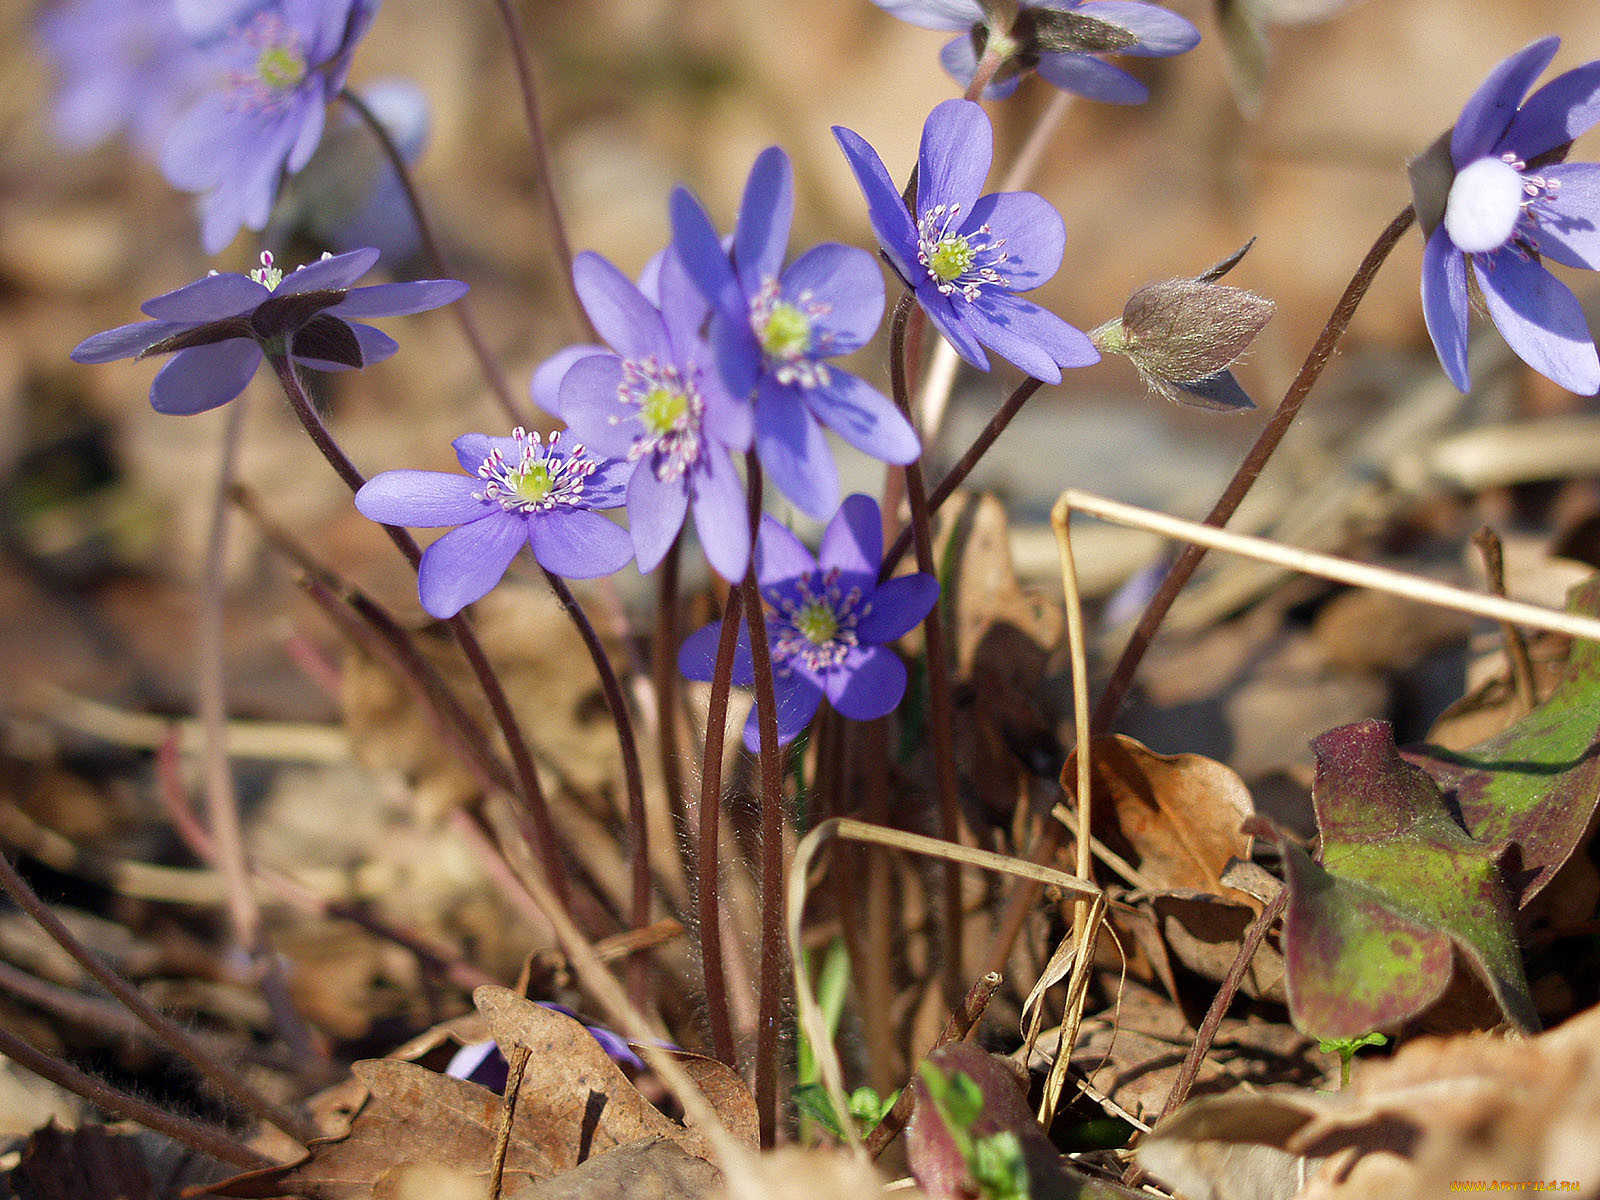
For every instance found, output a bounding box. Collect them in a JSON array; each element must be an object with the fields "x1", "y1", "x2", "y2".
[
  {"x1": 918, "y1": 1061, "x2": 1031, "y2": 1200},
  {"x1": 1318, "y1": 1030, "x2": 1388, "y2": 1088}
]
